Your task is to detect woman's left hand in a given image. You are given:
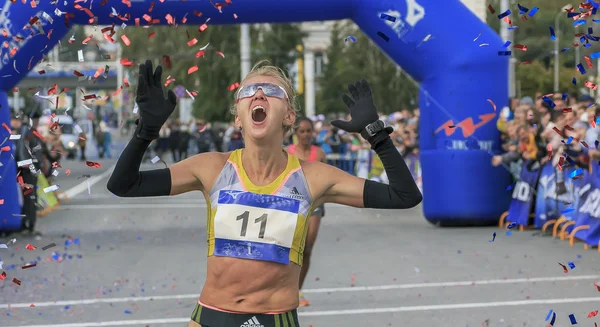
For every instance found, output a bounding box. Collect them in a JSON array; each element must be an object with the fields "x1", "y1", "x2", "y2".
[{"x1": 331, "y1": 80, "x2": 393, "y2": 137}]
